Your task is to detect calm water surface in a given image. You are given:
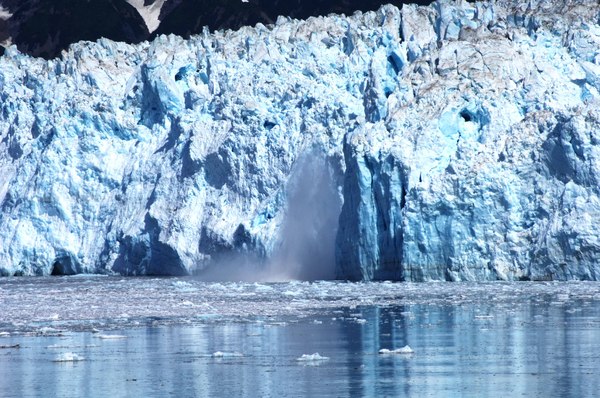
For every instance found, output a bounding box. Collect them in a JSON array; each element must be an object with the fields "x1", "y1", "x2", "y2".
[{"x1": 0, "y1": 278, "x2": 599, "y2": 397}]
